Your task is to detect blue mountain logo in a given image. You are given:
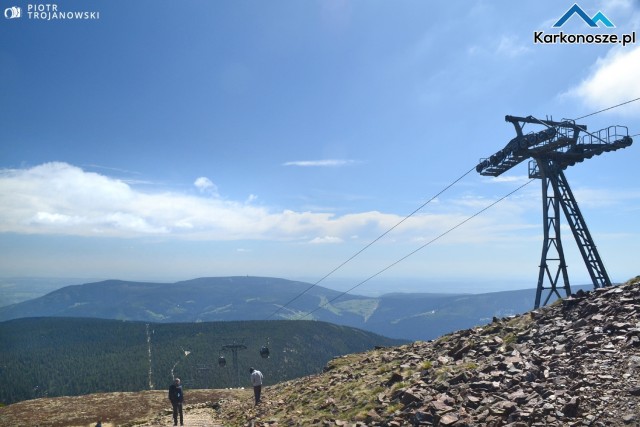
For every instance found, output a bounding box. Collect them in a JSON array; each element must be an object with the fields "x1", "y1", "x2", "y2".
[{"x1": 553, "y1": 4, "x2": 615, "y2": 28}]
